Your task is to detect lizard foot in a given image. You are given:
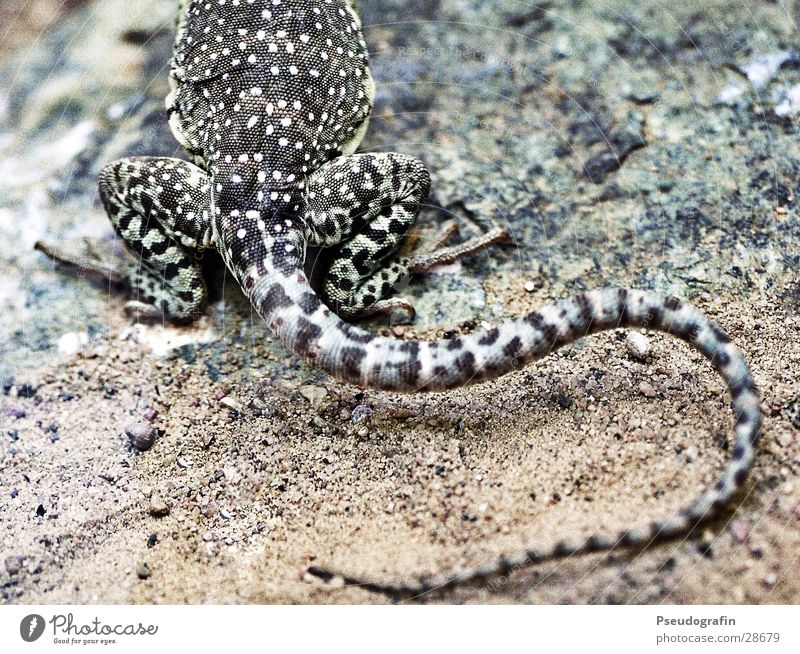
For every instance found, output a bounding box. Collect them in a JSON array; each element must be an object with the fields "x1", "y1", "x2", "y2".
[
  {"x1": 363, "y1": 297, "x2": 417, "y2": 324},
  {"x1": 35, "y1": 238, "x2": 128, "y2": 285},
  {"x1": 408, "y1": 225, "x2": 510, "y2": 273},
  {"x1": 123, "y1": 300, "x2": 164, "y2": 322}
]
